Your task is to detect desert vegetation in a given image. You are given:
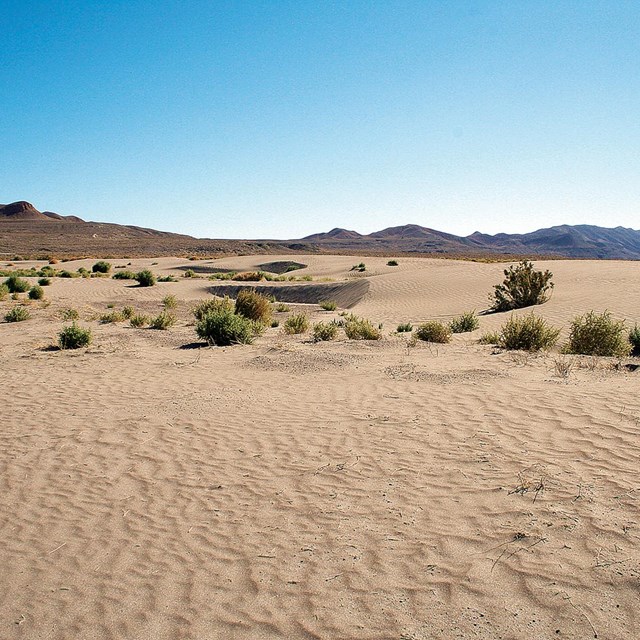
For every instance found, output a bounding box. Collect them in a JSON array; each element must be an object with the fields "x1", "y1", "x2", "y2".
[
  {"x1": 415, "y1": 321, "x2": 451, "y2": 343},
  {"x1": 449, "y1": 311, "x2": 479, "y2": 333},
  {"x1": 562, "y1": 311, "x2": 631, "y2": 357},
  {"x1": 312, "y1": 321, "x2": 338, "y2": 342},
  {"x1": 135, "y1": 270, "x2": 157, "y2": 287},
  {"x1": 234, "y1": 289, "x2": 272, "y2": 324},
  {"x1": 92, "y1": 261, "x2": 111, "y2": 274},
  {"x1": 497, "y1": 313, "x2": 560, "y2": 352},
  {"x1": 344, "y1": 315, "x2": 381, "y2": 340},
  {"x1": 196, "y1": 309, "x2": 255, "y2": 346},
  {"x1": 58, "y1": 323, "x2": 92, "y2": 349},
  {"x1": 5, "y1": 306, "x2": 30, "y2": 322},
  {"x1": 283, "y1": 313, "x2": 309, "y2": 335},
  {"x1": 491, "y1": 260, "x2": 554, "y2": 312}
]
